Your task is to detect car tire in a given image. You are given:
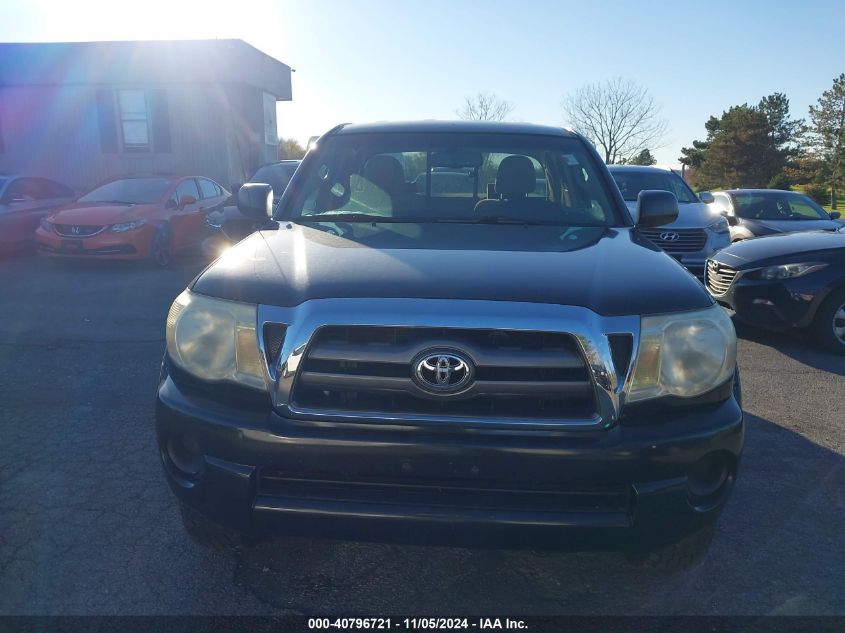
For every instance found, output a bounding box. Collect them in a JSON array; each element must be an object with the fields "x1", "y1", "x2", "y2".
[
  {"x1": 628, "y1": 523, "x2": 715, "y2": 572},
  {"x1": 149, "y1": 225, "x2": 172, "y2": 268},
  {"x1": 178, "y1": 501, "x2": 250, "y2": 550},
  {"x1": 813, "y1": 287, "x2": 845, "y2": 355}
]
